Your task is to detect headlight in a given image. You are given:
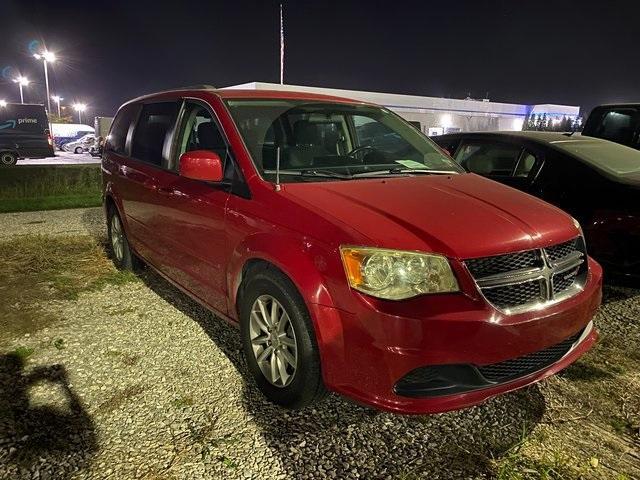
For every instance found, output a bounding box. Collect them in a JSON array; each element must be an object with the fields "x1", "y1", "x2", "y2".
[{"x1": 340, "y1": 246, "x2": 459, "y2": 300}]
